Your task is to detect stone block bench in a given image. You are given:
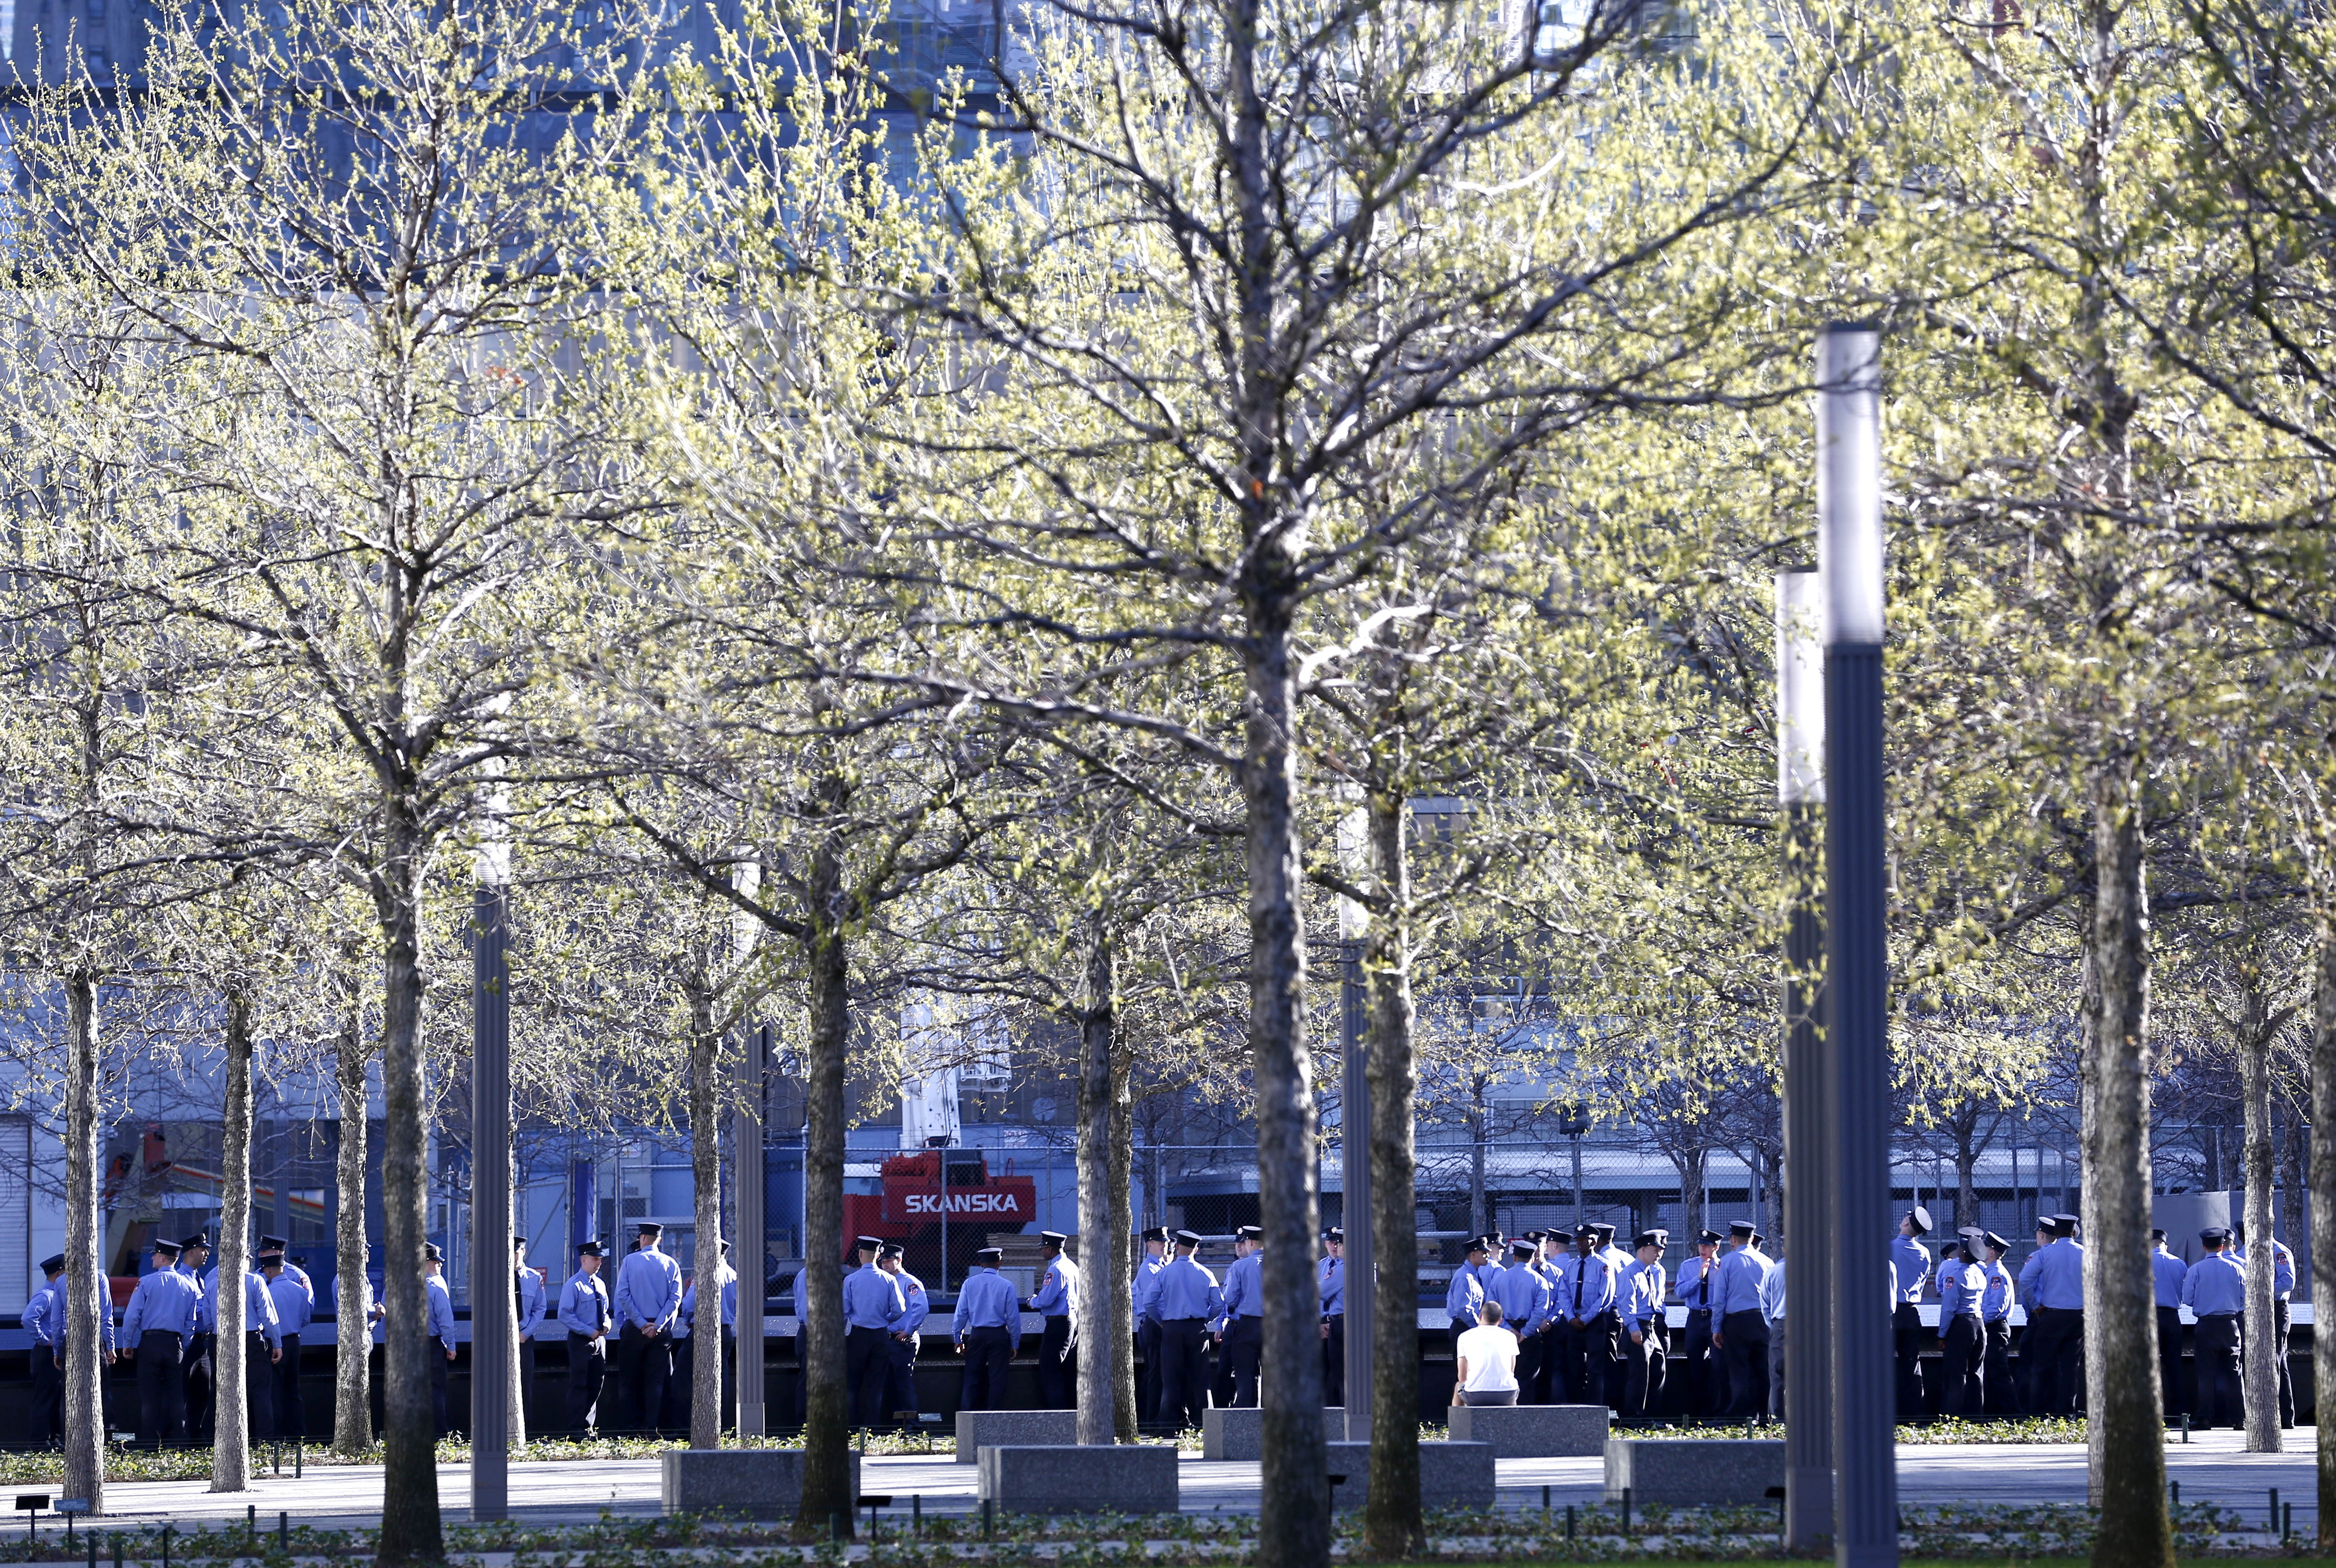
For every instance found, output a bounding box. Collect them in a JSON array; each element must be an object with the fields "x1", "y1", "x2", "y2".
[
  {"x1": 1446, "y1": 1403, "x2": 1609, "y2": 1457},
  {"x1": 1200, "y1": 1406, "x2": 1344, "y2": 1461},
  {"x1": 1604, "y1": 1437, "x2": 1784, "y2": 1504},
  {"x1": 1326, "y1": 1441, "x2": 1494, "y2": 1511},
  {"x1": 977, "y1": 1444, "x2": 1180, "y2": 1514},
  {"x1": 955, "y1": 1409, "x2": 1078, "y2": 1461},
  {"x1": 661, "y1": 1449, "x2": 860, "y2": 1517}
]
